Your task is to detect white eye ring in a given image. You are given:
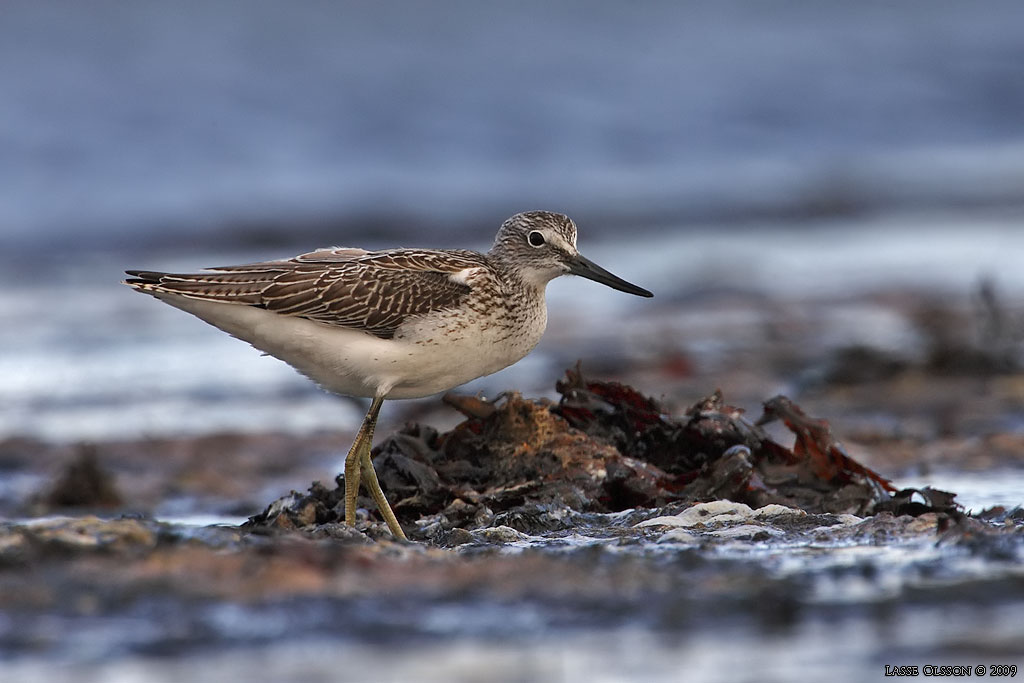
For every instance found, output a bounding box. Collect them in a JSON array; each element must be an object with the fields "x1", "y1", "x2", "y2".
[{"x1": 528, "y1": 231, "x2": 545, "y2": 247}]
